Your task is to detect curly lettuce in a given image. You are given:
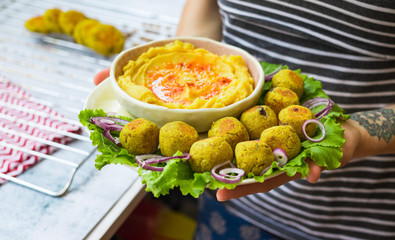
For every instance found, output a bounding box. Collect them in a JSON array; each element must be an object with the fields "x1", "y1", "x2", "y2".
[{"x1": 79, "y1": 62, "x2": 349, "y2": 198}]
